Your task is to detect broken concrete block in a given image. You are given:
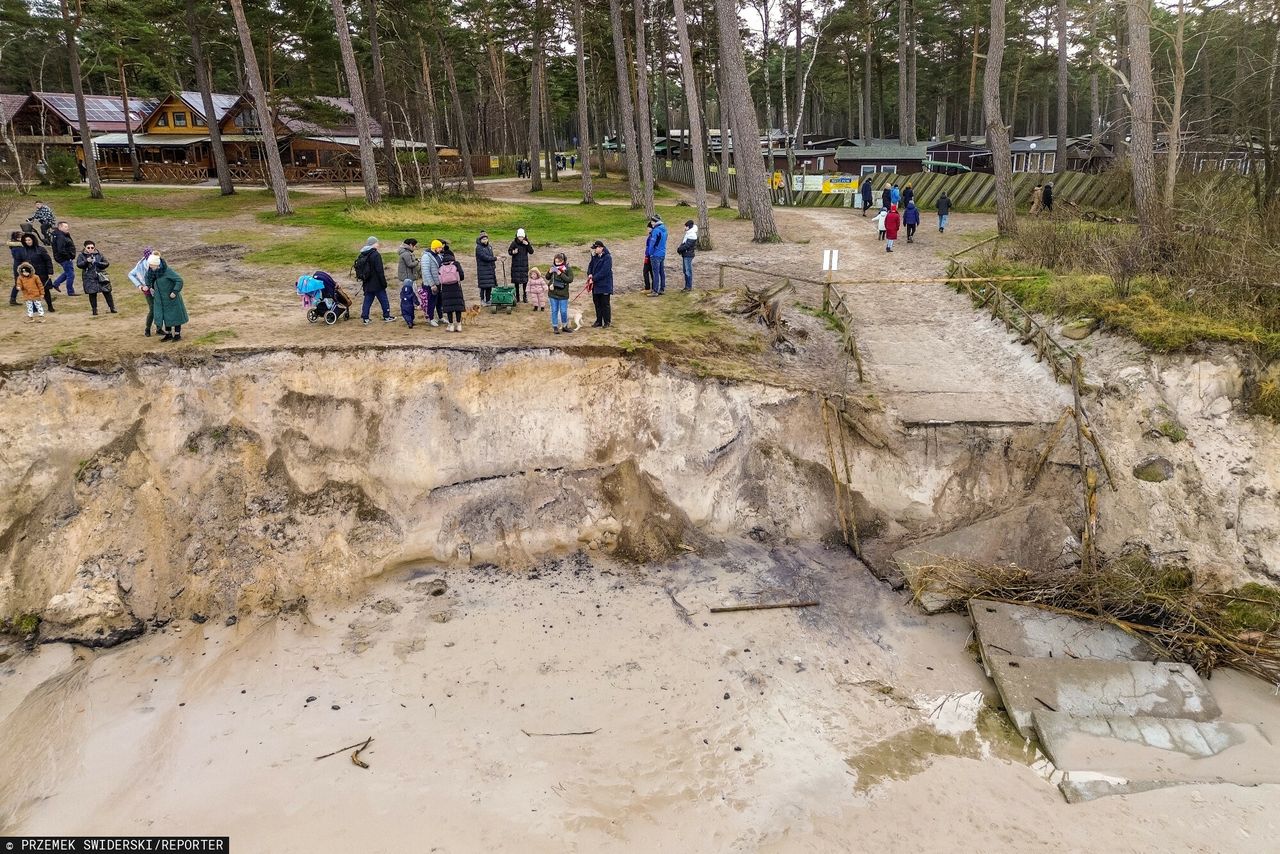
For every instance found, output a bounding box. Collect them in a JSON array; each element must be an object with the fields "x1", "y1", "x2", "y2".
[
  {"x1": 985, "y1": 657, "x2": 1221, "y2": 738},
  {"x1": 1060, "y1": 318, "x2": 1099, "y2": 340},
  {"x1": 969, "y1": 599, "x2": 1157, "y2": 668},
  {"x1": 1035, "y1": 712, "x2": 1280, "y2": 801}
]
